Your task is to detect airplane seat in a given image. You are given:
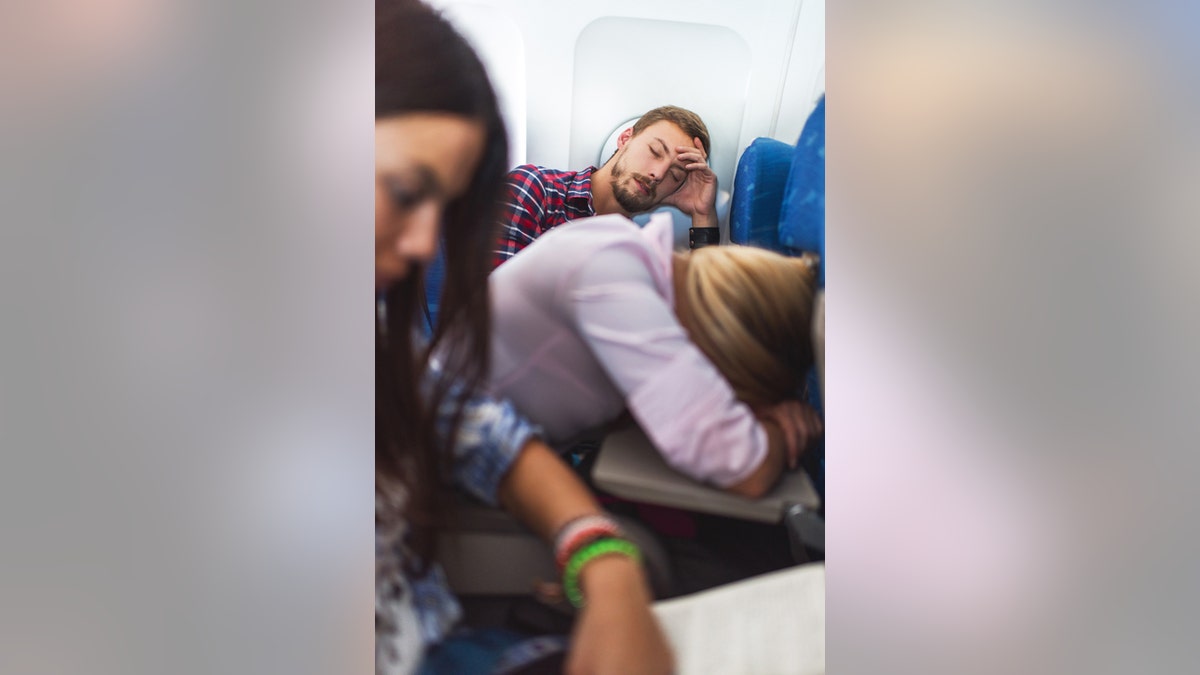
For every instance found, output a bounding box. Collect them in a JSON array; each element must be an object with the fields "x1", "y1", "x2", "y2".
[
  {"x1": 777, "y1": 95, "x2": 827, "y2": 287},
  {"x1": 730, "y1": 95, "x2": 825, "y2": 274},
  {"x1": 728, "y1": 138, "x2": 794, "y2": 253}
]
